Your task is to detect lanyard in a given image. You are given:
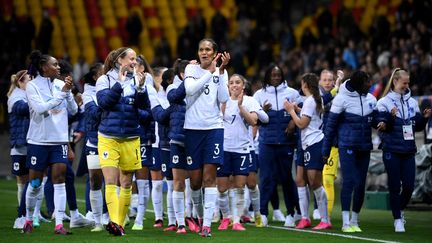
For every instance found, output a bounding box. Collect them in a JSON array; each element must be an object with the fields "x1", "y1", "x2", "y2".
[{"x1": 392, "y1": 97, "x2": 411, "y2": 124}]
